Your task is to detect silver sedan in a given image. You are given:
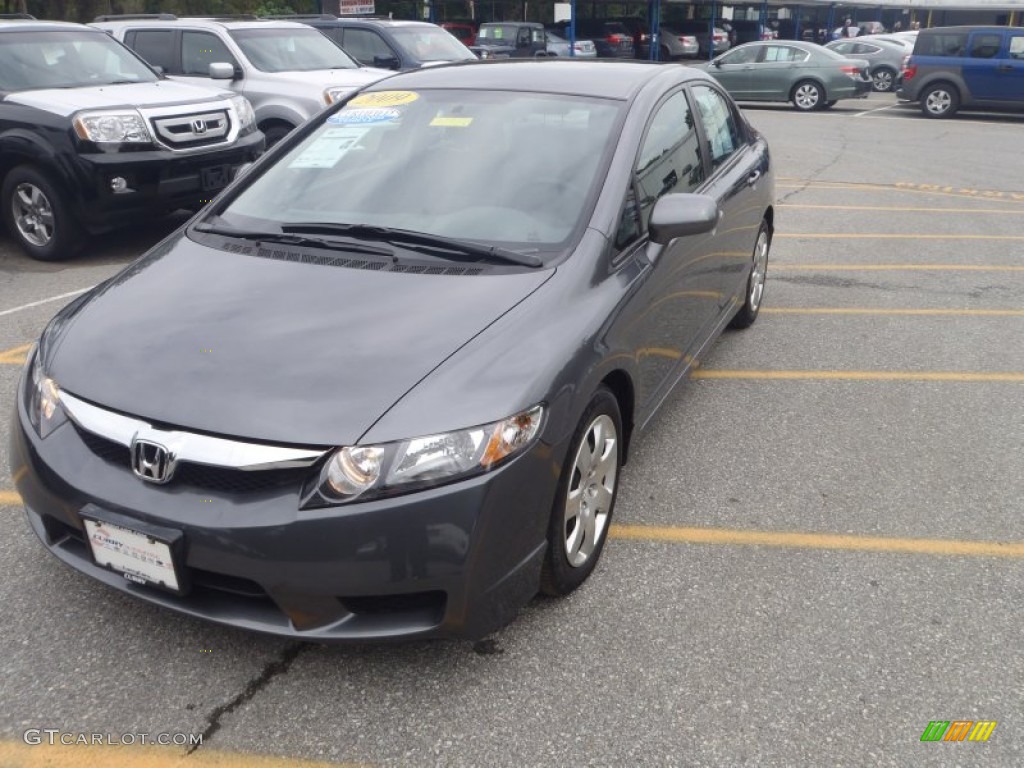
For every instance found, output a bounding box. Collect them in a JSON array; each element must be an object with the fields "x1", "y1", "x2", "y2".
[
  {"x1": 827, "y1": 37, "x2": 908, "y2": 92},
  {"x1": 694, "y1": 40, "x2": 872, "y2": 110}
]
